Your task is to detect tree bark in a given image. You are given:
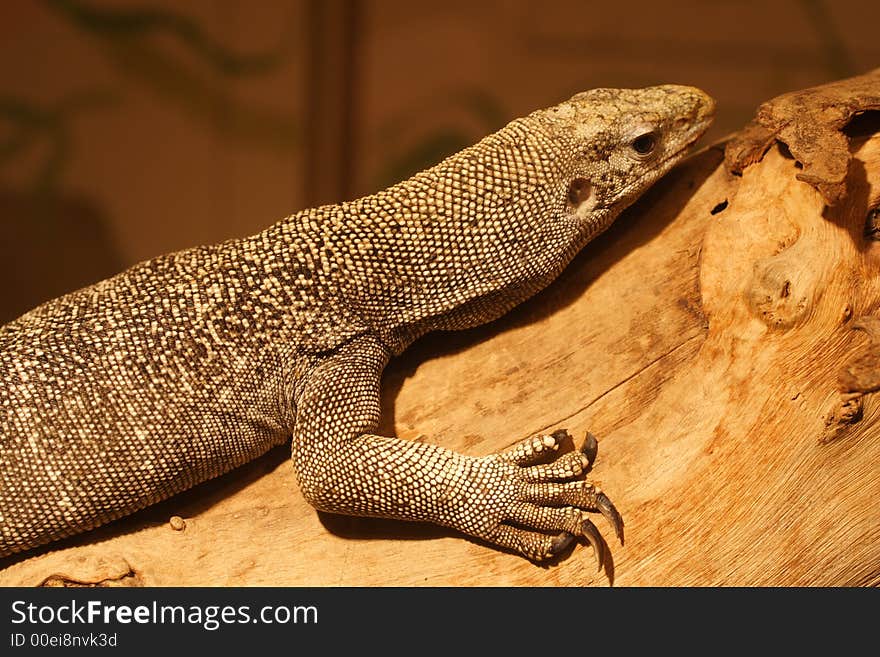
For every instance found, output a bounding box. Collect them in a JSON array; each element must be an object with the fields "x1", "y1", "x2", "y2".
[{"x1": 2, "y1": 70, "x2": 879, "y2": 586}]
